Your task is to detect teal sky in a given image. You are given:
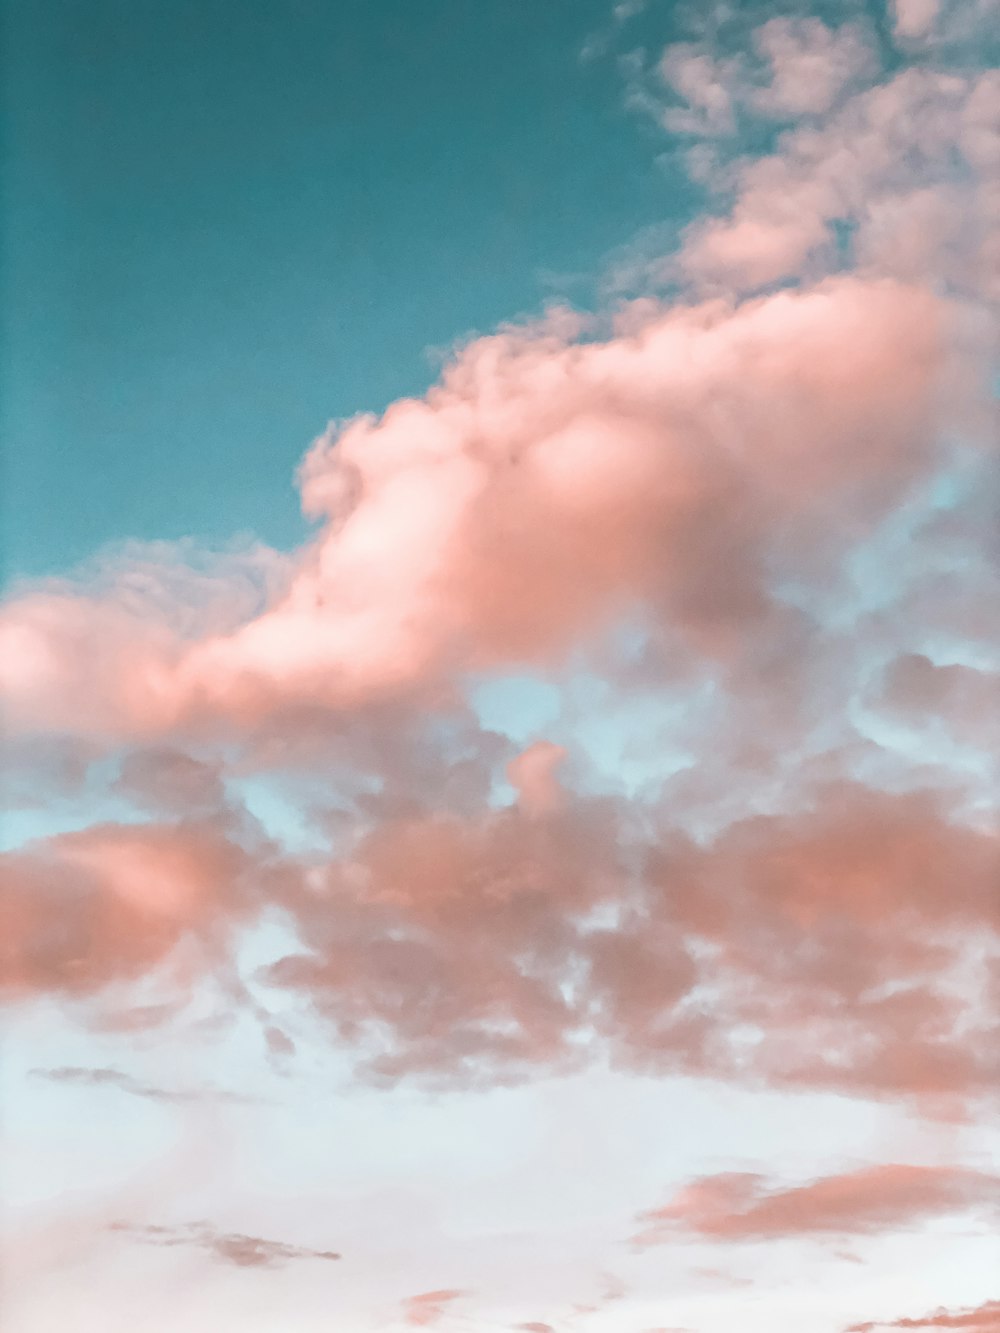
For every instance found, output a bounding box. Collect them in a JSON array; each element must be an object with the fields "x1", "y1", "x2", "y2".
[{"x1": 3, "y1": 0, "x2": 698, "y2": 578}]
